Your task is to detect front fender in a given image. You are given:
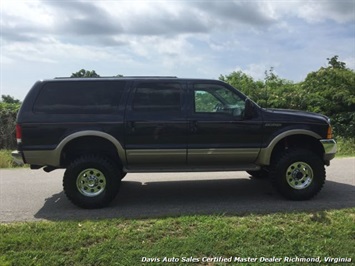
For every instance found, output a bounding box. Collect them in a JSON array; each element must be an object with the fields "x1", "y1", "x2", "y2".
[{"x1": 256, "y1": 129, "x2": 321, "y2": 165}]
